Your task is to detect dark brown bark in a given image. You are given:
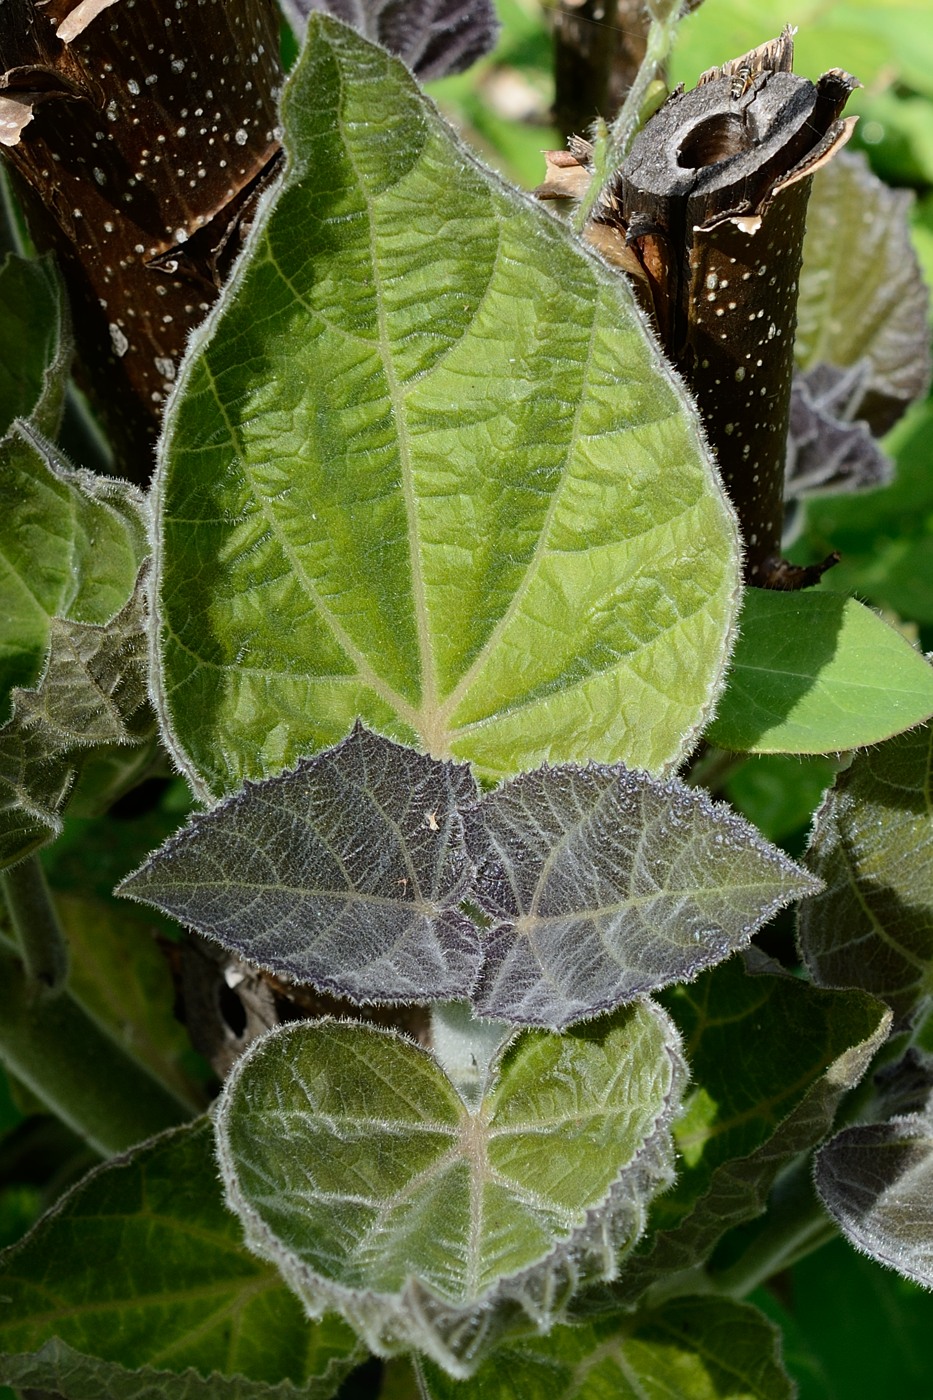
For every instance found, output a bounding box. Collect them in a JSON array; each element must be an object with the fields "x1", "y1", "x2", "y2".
[{"x1": 0, "y1": 0, "x2": 283, "y2": 480}]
